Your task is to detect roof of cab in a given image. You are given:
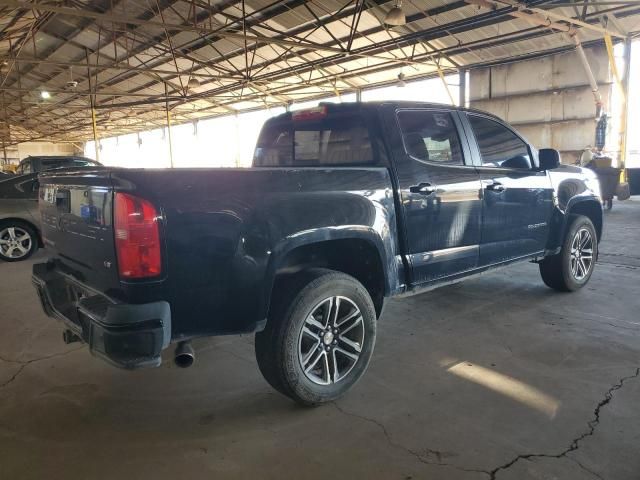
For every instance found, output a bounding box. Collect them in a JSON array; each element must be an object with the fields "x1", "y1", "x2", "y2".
[{"x1": 267, "y1": 100, "x2": 503, "y2": 123}]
